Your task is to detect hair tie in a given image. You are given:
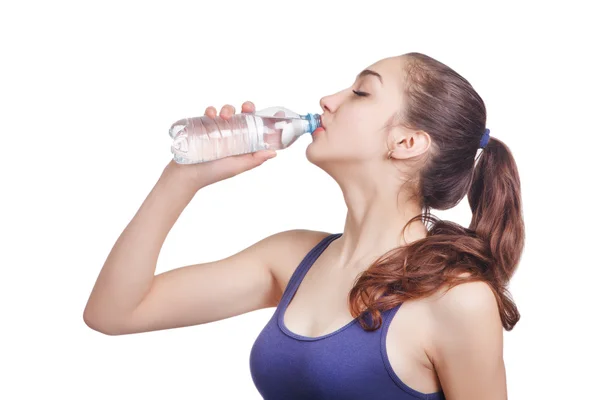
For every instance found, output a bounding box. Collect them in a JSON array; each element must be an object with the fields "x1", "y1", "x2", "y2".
[{"x1": 479, "y1": 128, "x2": 491, "y2": 149}]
